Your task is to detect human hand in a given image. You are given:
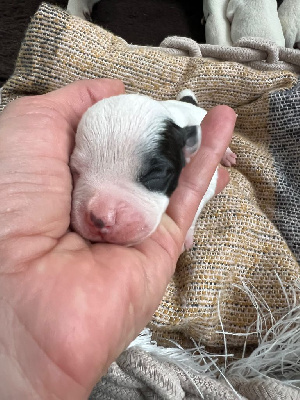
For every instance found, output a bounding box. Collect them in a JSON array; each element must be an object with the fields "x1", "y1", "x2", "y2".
[{"x1": 0, "y1": 79, "x2": 236, "y2": 399}]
